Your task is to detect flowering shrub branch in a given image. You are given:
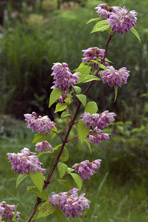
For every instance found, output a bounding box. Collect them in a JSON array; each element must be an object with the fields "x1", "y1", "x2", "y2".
[{"x1": 0, "y1": 3, "x2": 141, "y2": 222}]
